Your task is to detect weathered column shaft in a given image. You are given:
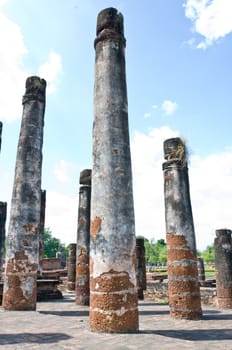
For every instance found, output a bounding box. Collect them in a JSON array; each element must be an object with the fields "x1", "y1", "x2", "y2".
[
  {"x1": 76, "y1": 169, "x2": 91, "y2": 305},
  {"x1": 0, "y1": 202, "x2": 7, "y2": 279},
  {"x1": 67, "y1": 243, "x2": 77, "y2": 291},
  {"x1": 214, "y1": 229, "x2": 232, "y2": 308},
  {"x1": 136, "y1": 238, "x2": 147, "y2": 300},
  {"x1": 197, "y1": 257, "x2": 205, "y2": 283},
  {"x1": 90, "y1": 8, "x2": 138, "y2": 332},
  {"x1": 38, "y1": 189, "x2": 46, "y2": 277},
  {"x1": 3, "y1": 76, "x2": 46, "y2": 310},
  {"x1": 163, "y1": 138, "x2": 196, "y2": 255},
  {"x1": 163, "y1": 138, "x2": 202, "y2": 320}
]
